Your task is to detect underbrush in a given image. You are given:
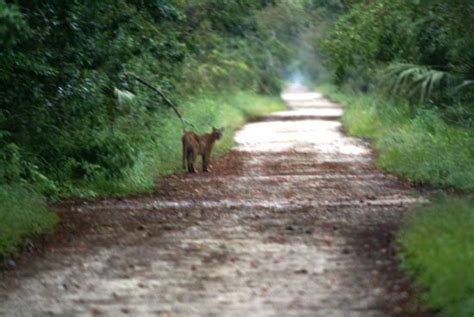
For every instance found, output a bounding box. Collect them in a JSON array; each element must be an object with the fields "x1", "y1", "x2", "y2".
[
  {"x1": 397, "y1": 198, "x2": 474, "y2": 317},
  {"x1": 319, "y1": 84, "x2": 474, "y2": 191},
  {"x1": 78, "y1": 91, "x2": 284, "y2": 196},
  {"x1": 0, "y1": 185, "x2": 58, "y2": 256}
]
